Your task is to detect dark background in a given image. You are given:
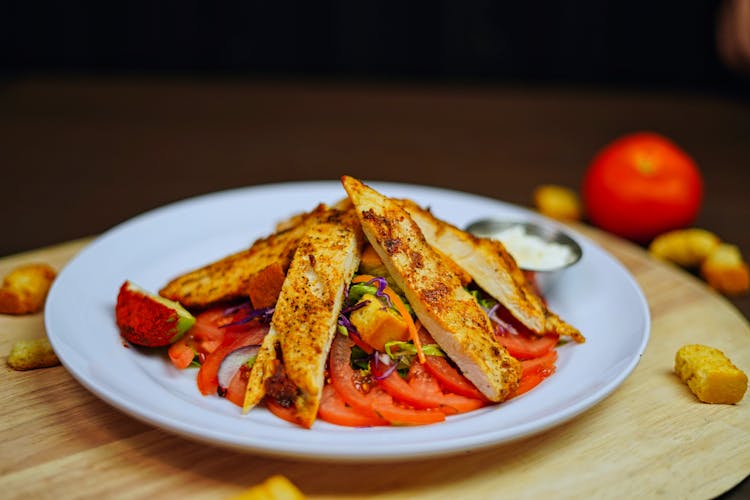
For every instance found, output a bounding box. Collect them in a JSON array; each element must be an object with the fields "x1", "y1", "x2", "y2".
[
  {"x1": 2, "y1": 1, "x2": 748, "y2": 257},
  {"x1": 2, "y1": 1, "x2": 747, "y2": 93}
]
